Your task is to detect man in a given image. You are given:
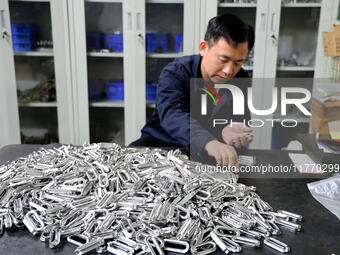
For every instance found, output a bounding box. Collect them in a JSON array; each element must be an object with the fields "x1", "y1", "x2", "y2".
[{"x1": 130, "y1": 13, "x2": 255, "y2": 167}]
